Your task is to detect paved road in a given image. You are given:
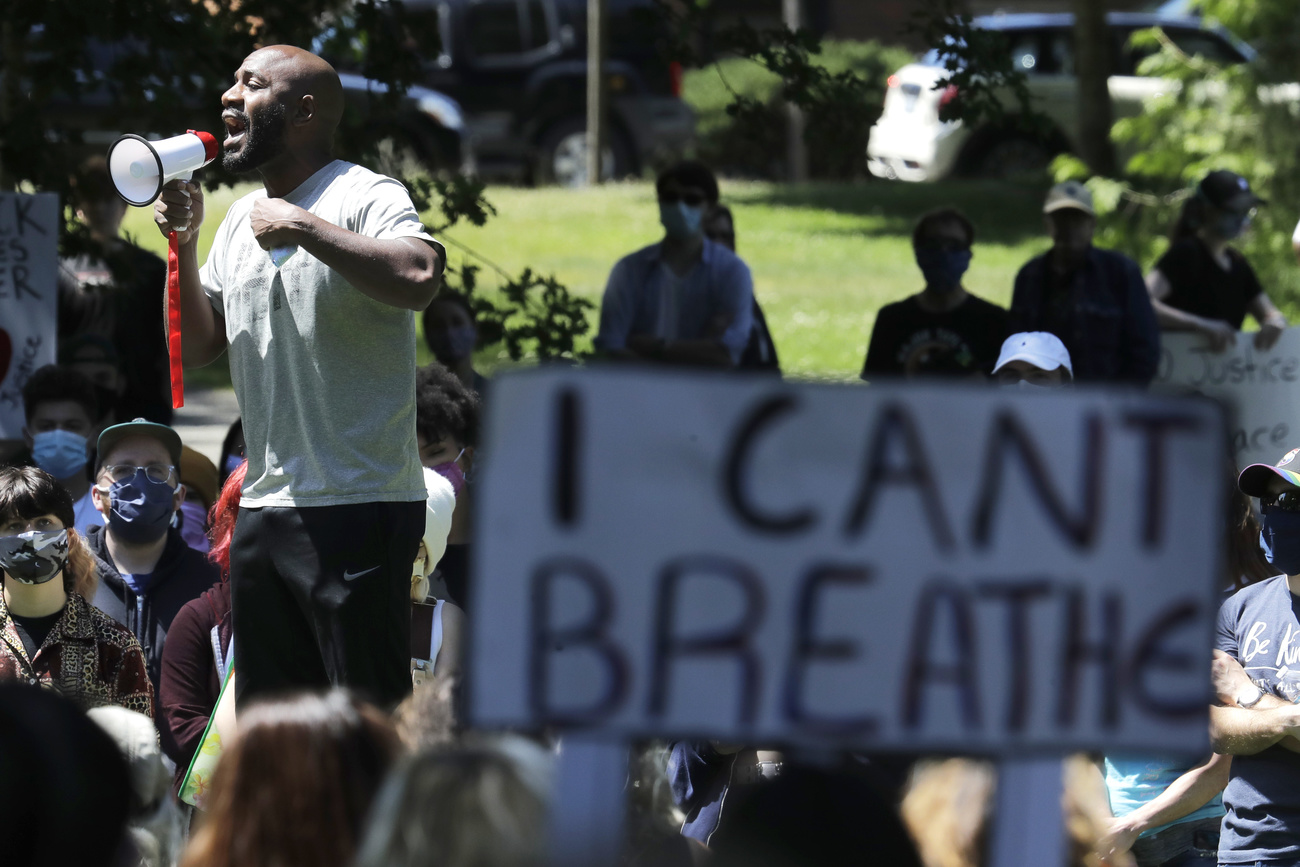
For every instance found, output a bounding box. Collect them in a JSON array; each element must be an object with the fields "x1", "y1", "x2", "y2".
[{"x1": 172, "y1": 387, "x2": 241, "y2": 466}]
